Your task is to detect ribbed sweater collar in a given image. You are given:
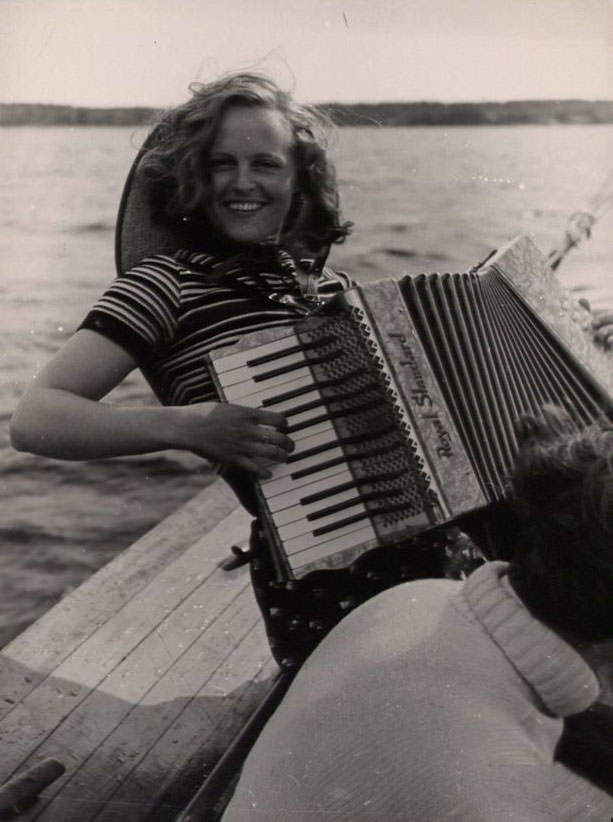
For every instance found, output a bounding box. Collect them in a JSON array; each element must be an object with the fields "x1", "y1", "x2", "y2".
[{"x1": 462, "y1": 561, "x2": 600, "y2": 717}]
